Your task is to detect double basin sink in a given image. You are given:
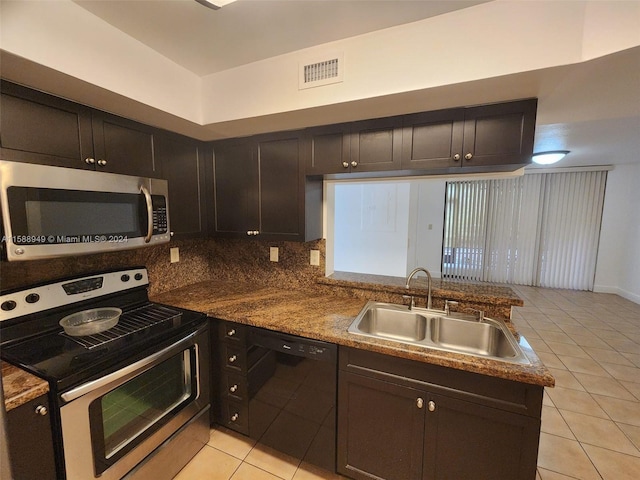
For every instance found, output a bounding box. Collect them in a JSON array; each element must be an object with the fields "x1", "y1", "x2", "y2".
[{"x1": 348, "y1": 301, "x2": 530, "y2": 364}]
